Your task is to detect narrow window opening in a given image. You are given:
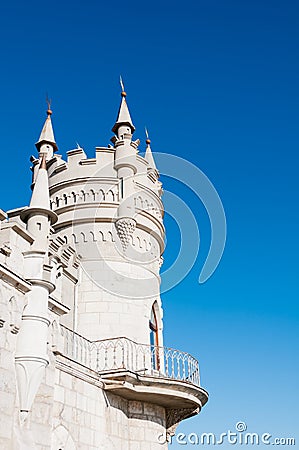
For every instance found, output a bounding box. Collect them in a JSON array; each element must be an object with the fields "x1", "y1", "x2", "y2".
[{"x1": 149, "y1": 304, "x2": 160, "y2": 370}]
